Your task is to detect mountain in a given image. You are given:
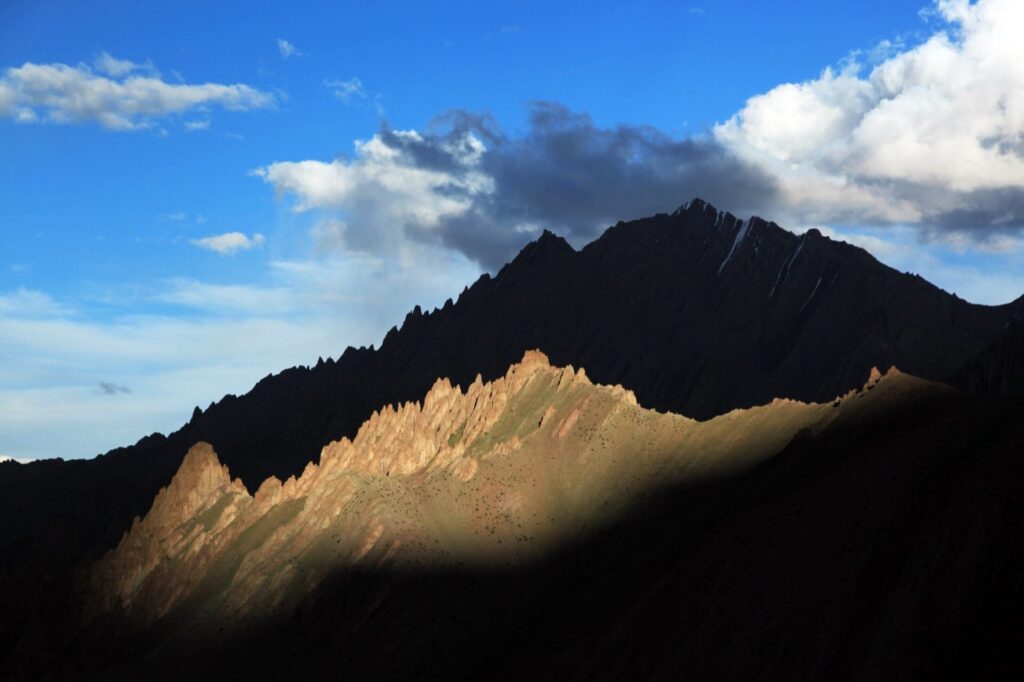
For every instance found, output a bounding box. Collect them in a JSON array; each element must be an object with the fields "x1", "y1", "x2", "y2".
[
  {"x1": 41, "y1": 353, "x2": 1024, "y2": 680},
  {"x1": 0, "y1": 456, "x2": 33, "y2": 465},
  {"x1": 3, "y1": 199, "x2": 1020, "y2": 557},
  {"x1": 3, "y1": 198, "x2": 1024, "y2": 676}
]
